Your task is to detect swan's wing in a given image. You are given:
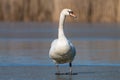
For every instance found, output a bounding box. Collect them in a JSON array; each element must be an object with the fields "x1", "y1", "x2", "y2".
[
  {"x1": 68, "y1": 40, "x2": 76, "y2": 56},
  {"x1": 49, "y1": 39, "x2": 58, "y2": 57},
  {"x1": 50, "y1": 39, "x2": 58, "y2": 47}
]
